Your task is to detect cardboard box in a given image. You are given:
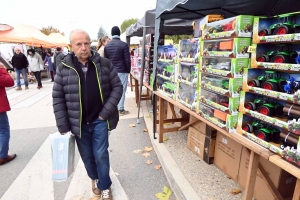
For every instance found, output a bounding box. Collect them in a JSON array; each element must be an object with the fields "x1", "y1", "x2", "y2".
[
  {"x1": 189, "y1": 115, "x2": 217, "y2": 139},
  {"x1": 238, "y1": 147, "x2": 296, "y2": 200},
  {"x1": 214, "y1": 132, "x2": 243, "y2": 182},
  {"x1": 187, "y1": 126, "x2": 216, "y2": 164}
]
